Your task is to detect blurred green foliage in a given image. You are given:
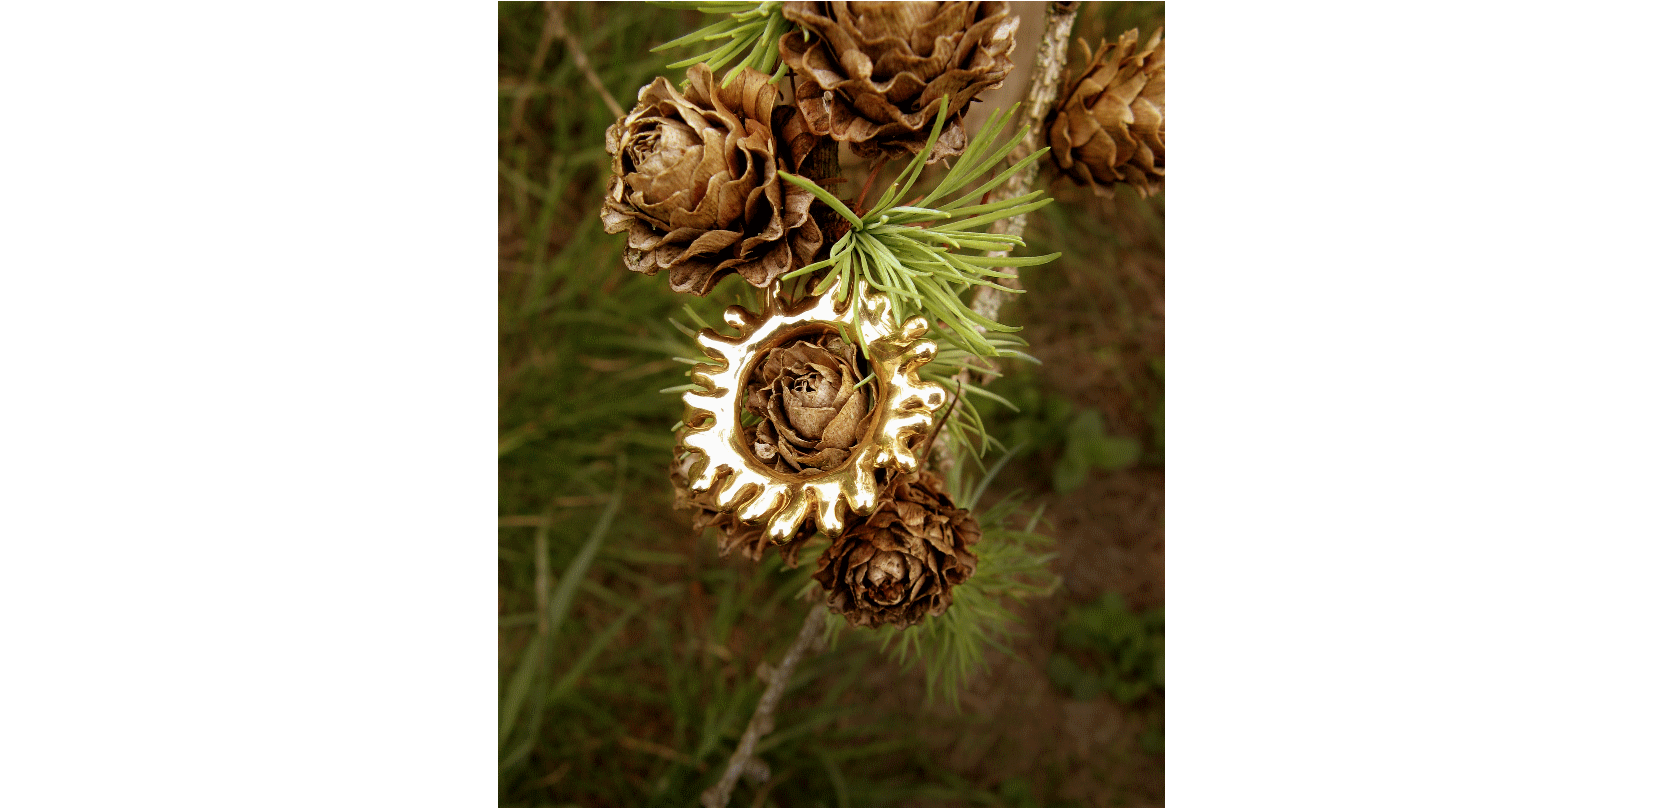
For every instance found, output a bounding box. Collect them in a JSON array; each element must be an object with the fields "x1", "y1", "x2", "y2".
[
  {"x1": 1147, "y1": 356, "x2": 1165, "y2": 466},
  {"x1": 1052, "y1": 410, "x2": 1140, "y2": 494},
  {"x1": 987, "y1": 368, "x2": 1152, "y2": 494},
  {"x1": 997, "y1": 776, "x2": 1087, "y2": 808},
  {"x1": 1046, "y1": 591, "x2": 1165, "y2": 762},
  {"x1": 1045, "y1": 593, "x2": 1165, "y2": 704}
]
